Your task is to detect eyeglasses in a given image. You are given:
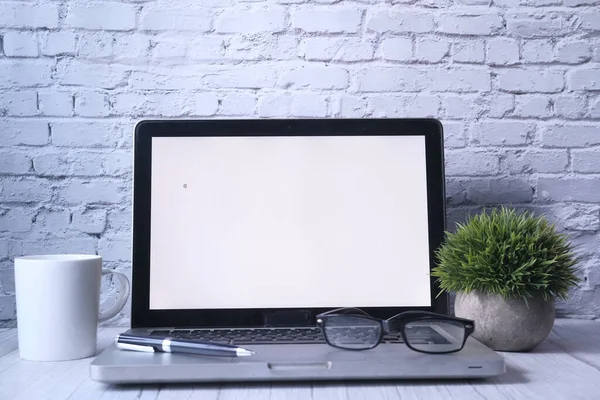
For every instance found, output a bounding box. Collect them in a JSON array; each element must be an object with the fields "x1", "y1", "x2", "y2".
[{"x1": 316, "y1": 308, "x2": 474, "y2": 354}]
